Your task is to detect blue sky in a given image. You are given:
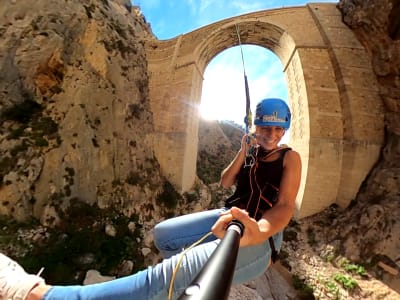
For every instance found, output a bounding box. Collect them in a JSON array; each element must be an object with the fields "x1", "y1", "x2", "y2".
[{"x1": 136, "y1": 0, "x2": 338, "y2": 125}]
